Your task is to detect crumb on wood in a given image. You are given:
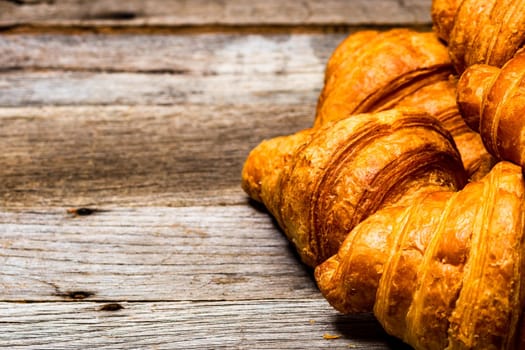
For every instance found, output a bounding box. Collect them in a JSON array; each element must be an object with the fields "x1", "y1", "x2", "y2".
[
  {"x1": 309, "y1": 319, "x2": 316, "y2": 325},
  {"x1": 323, "y1": 333, "x2": 342, "y2": 340}
]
